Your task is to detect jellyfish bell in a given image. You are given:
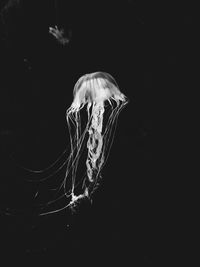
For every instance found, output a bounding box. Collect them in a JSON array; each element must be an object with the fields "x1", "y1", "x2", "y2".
[{"x1": 70, "y1": 72, "x2": 127, "y2": 110}]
